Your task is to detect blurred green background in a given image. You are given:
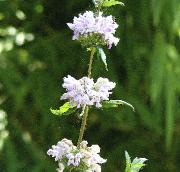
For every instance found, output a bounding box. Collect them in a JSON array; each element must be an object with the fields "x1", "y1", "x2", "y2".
[{"x1": 0, "y1": 0, "x2": 180, "y2": 171}]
